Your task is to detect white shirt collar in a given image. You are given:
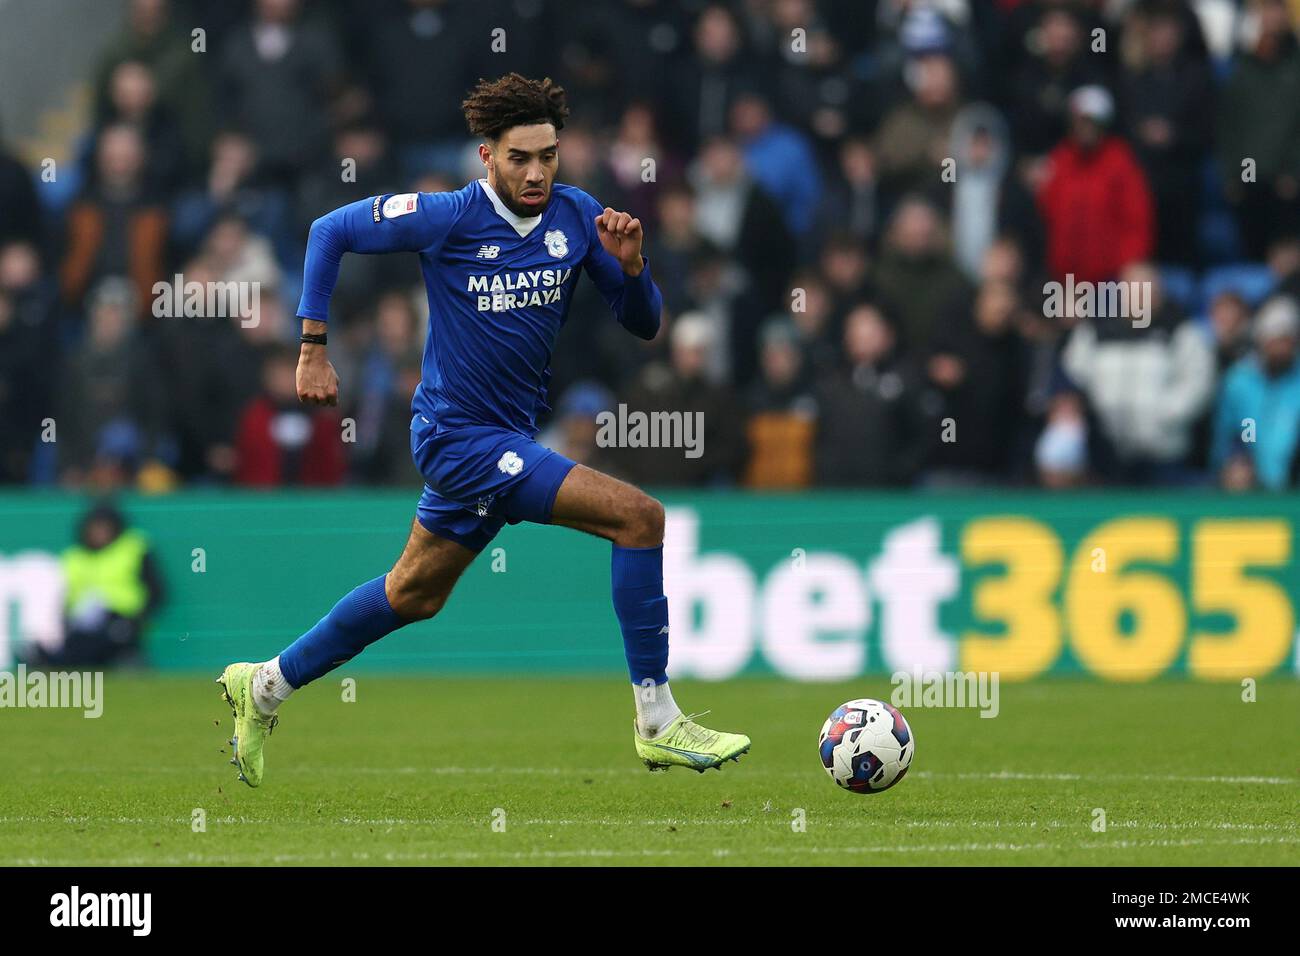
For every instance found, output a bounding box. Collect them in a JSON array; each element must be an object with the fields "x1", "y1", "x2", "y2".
[{"x1": 477, "y1": 179, "x2": 543, "y2": 238}]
